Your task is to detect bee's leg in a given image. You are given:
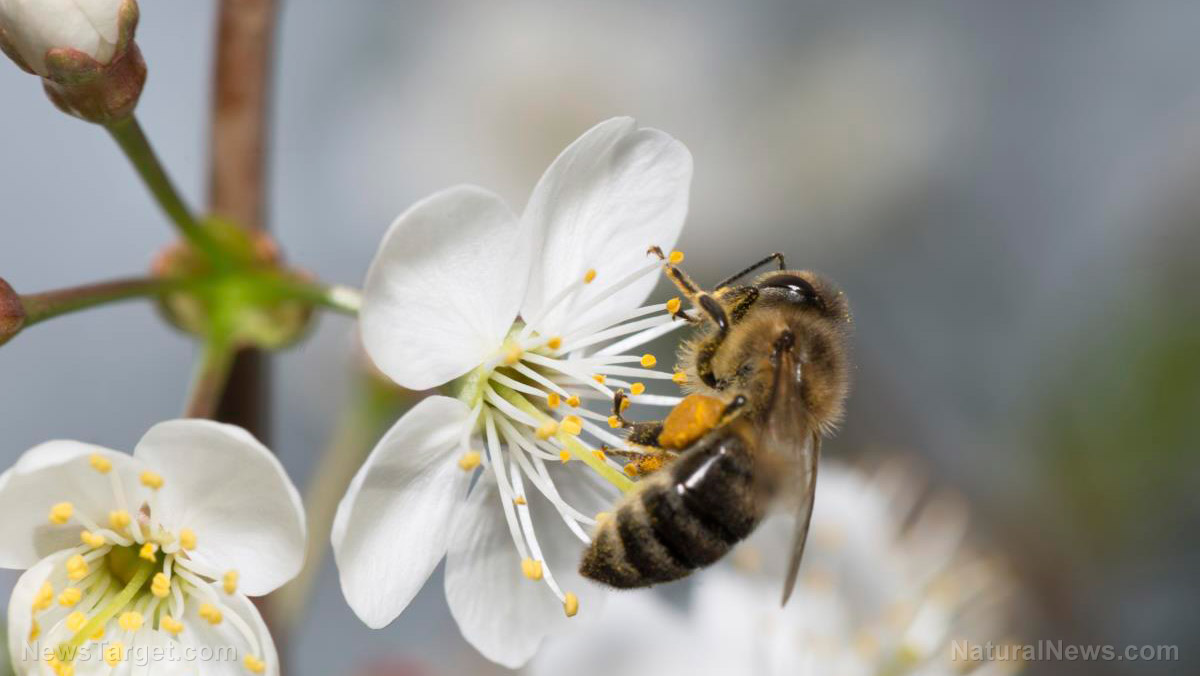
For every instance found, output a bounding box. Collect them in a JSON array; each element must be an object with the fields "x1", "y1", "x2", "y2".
[
  {"x1": 691, "y1": 287, "x2": 762, "y2": 389},
  {"x1": 715, "y1": 252, "x2": 786, "y2": 290},
  {"x1": 715, "y1": 285, "x2": 760, "y2": 323},
  {"x1": 718, "y1": 394, "x2": 749, "y2": 424},
  {"x1": 647, "y1": 246, "x2": 732, "y2": 332},
  {"x1": 603, "y1": 441, "x2": 674, "y2": 477},
  {"x1": 608, "y1": 389, "x2": 635, "y2": 428},
  {"x1": 625, "y1": 422, "x2": 665, "y2": 447}
]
